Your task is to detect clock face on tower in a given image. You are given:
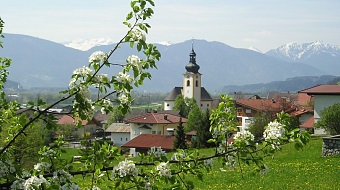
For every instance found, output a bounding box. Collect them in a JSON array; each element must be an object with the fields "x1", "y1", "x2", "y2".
[{"x1": 186, "y1": 75, "x2": 190, "y2": 78}]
